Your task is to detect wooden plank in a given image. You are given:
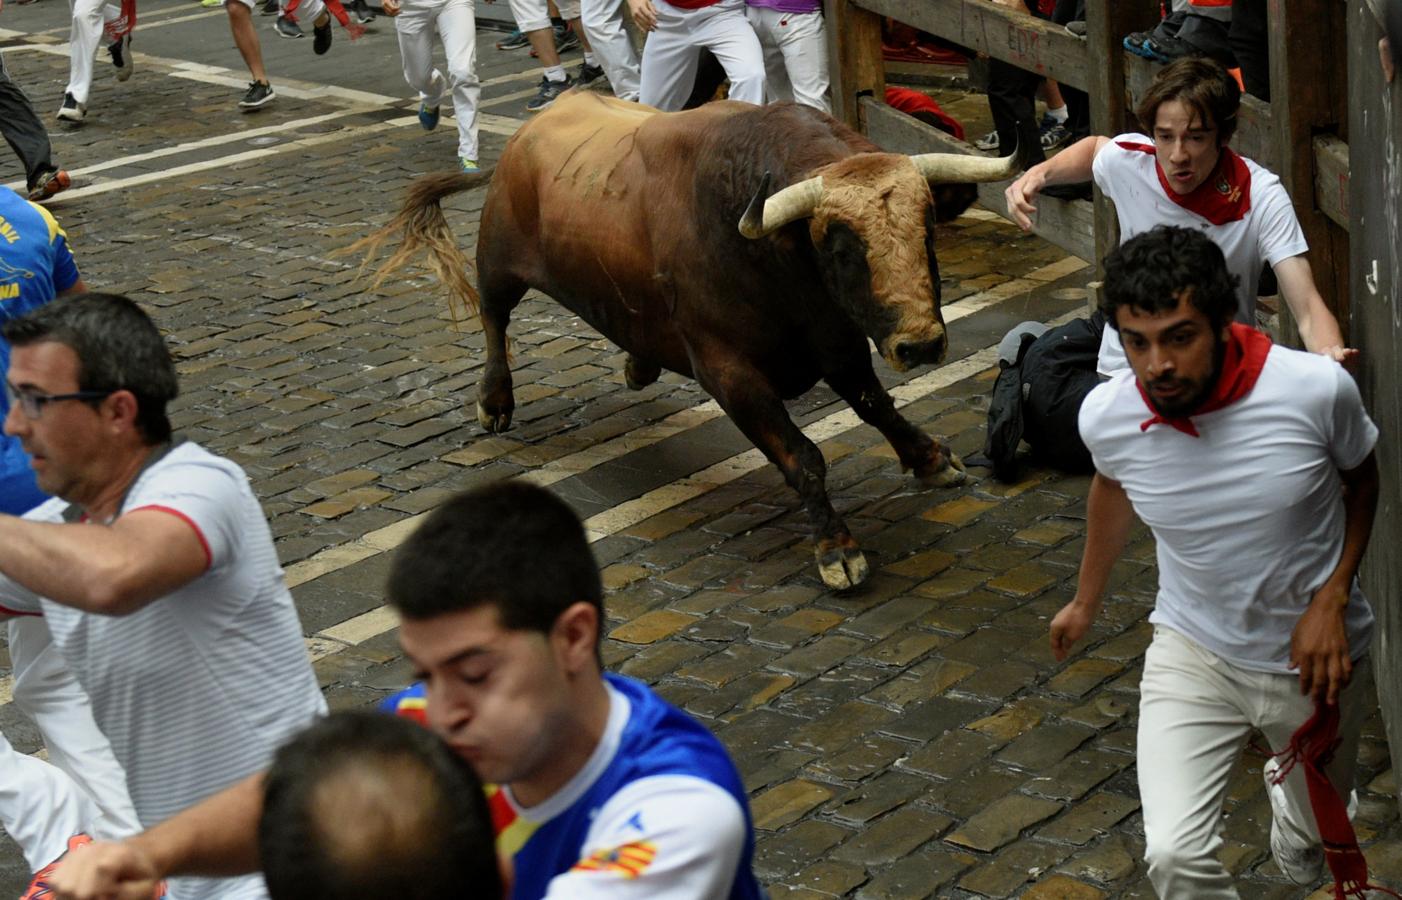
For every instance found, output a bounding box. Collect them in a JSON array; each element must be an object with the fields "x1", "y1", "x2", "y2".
[
  {"x1": 861, "y1": 97, "x2": 1096, "y2": 262},
  {"x1": 855, "y1": 0, "x2": 1091, "y2": 90},
  {"x1": 826, "y1": 0, "x2": 885, "y2": 131},
  {"x1": 1313, "y1": 135, "x2": 1350, "y2": 231},
  {"x1": 1267, "y1": 0, "x2": 1349, "y2": 342}
]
